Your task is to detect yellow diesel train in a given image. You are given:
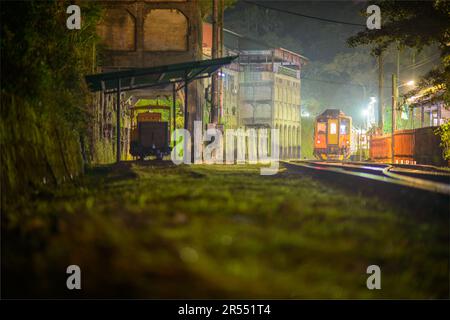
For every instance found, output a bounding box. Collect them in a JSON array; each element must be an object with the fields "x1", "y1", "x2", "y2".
[{"x1": 313, "y1": 109, "x2": 352, "y2": 160}]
